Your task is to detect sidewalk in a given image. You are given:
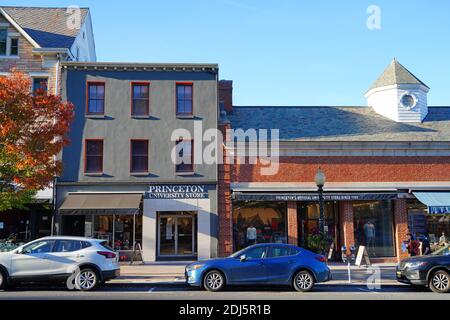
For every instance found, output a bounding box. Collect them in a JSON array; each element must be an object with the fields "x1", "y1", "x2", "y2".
[{"x1": 111, "y1": 262, "x2": 401, "y2": 286}]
